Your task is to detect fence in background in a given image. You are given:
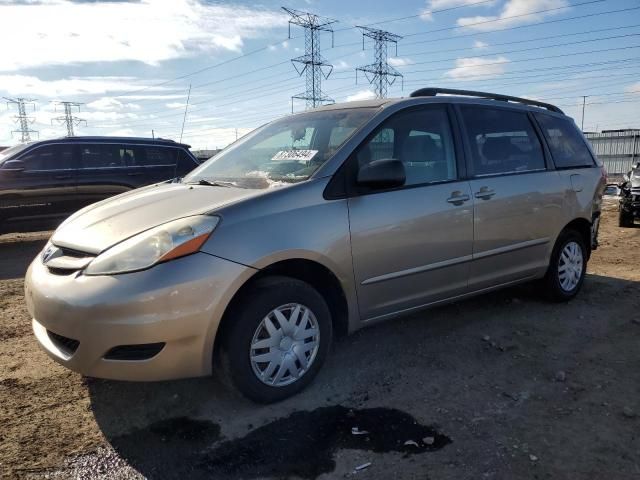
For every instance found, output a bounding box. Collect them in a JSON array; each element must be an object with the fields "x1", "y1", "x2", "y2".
[{"x1": 585, "y1": 129, "x2": 640, "y2": 176}]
